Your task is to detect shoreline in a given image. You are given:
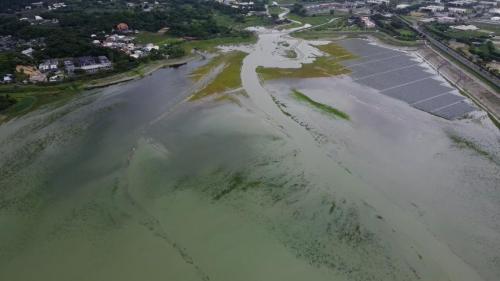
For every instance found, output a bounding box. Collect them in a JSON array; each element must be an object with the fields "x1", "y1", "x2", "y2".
[
  {"x1": 291, "y1": 29, "x2": 500, "y2": 123},
  {"x1": 83, "y1": 55, "x2": 199, "y2": 90},
  {"x1": 0, "y1": 55, "x2": 200, "y2": 122}
]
